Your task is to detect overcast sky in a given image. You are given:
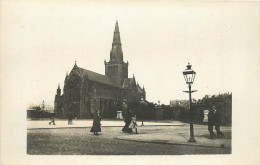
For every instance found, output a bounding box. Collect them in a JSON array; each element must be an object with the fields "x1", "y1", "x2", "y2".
[{"x1": 2, "y1": 1, "x2": 259, "y2": 106}]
